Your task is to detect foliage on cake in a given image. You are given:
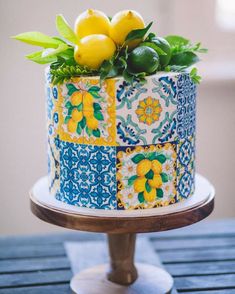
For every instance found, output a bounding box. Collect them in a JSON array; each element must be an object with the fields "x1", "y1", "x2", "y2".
[{"x1": 12, "y1": 9, "x2": 207, "y2": 85}]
